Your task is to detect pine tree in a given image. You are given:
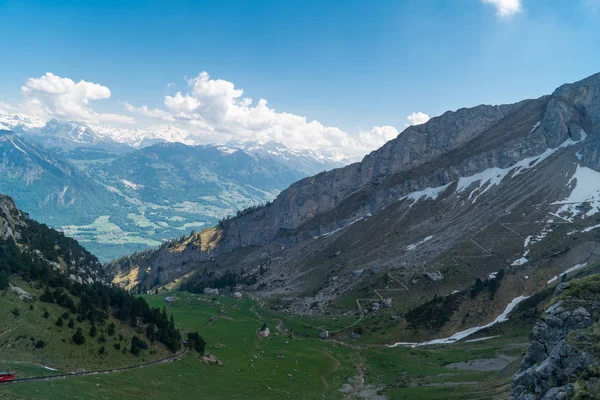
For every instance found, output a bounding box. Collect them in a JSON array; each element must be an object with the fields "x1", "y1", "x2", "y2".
[
  {"x1": 0, "y1": 271, "x2": 9, "y2": 290},
  {"x1": 43, "y1": 310, "x2": 49, "y2": 319},
  {"x1": 107, "y1": 322, "x2": 116, "y2": 336},
  {"x1": 90, "y1": 325, "x2": 97, "y2": 338},
  {"x1": 56, "y1": 316, "x2": 64, "y2": 327},
  {"x1": 187, "y1": 331, "x2": 206, "y2": 354},
  {"x1": 40, "y1": 285, "x2": 54, "y2": 303},
  {"x1": 72, "y1": 328, "x2": 85, "y2": 345},
  {"x1": 68, "y1": 318, "x2": 75, "y2": 329}
]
